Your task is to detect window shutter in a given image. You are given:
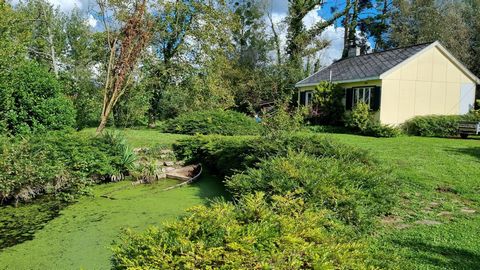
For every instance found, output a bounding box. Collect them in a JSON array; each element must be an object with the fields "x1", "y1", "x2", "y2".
[
  {"x1": 345, "y1": 88, "x2": 353, "y2": 110},
  {"x1": 371, "y1": 86, "x2": 381, "y2": 111},
  {"x1": 299, "y1": 91, "x2": 307, "y2": 106}
]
